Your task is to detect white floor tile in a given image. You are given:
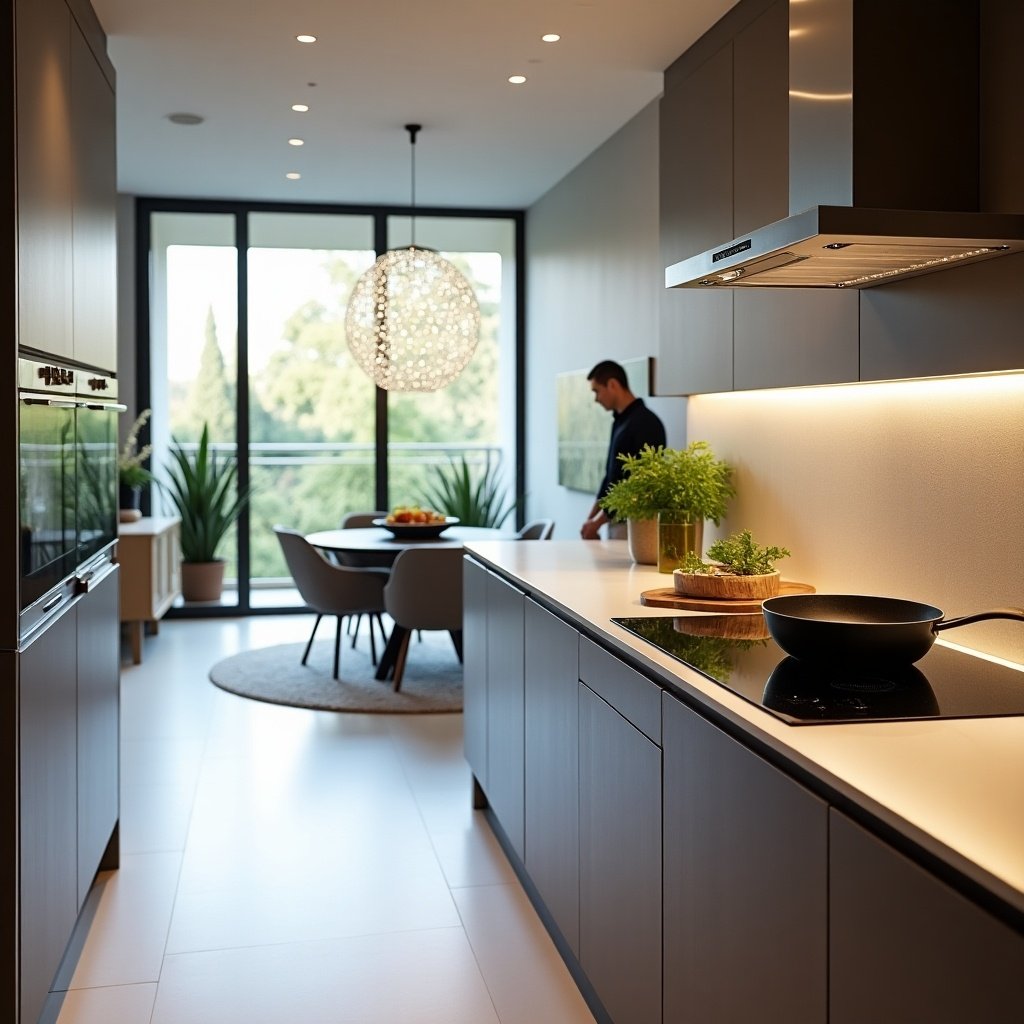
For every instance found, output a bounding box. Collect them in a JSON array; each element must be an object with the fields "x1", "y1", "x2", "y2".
[
  {"x1": 430, "y1": 814, "x2": 519, "y2": 888},
  {"x1": 54, "y1": 983, "x2": 157, "y2": 1024},
  {"x1": 152, "y1": 928, "x2": 499, "y2": 1024},
  {"x1": 119, "y1": 782, "x2": 195, "y2": 854},
  {"x1": 454, "y1": 883, "x2": 597, "y2": 1024},
  {"x1": 68, "y1": 852, "x2": 182, "y2": 989}
]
